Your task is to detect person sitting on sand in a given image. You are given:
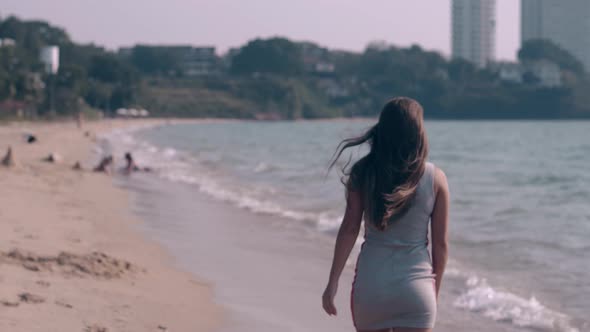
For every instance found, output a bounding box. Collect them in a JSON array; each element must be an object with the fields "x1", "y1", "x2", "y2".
[
  {"x1": 25, "y1": 134, "x2": 37, "y2": 144},
  {"x1": 72, "y1": 161, "x2": 83, "y2": 171},
  {"x1": 1, "y1": 146, "x2": 16, "y2": 167},
  {"x1": 93, "y1": 155, "x2": 114, "y2": 174},
  {"x1": 124, "y1": 152, "x2": 151, "y2": 173}
]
